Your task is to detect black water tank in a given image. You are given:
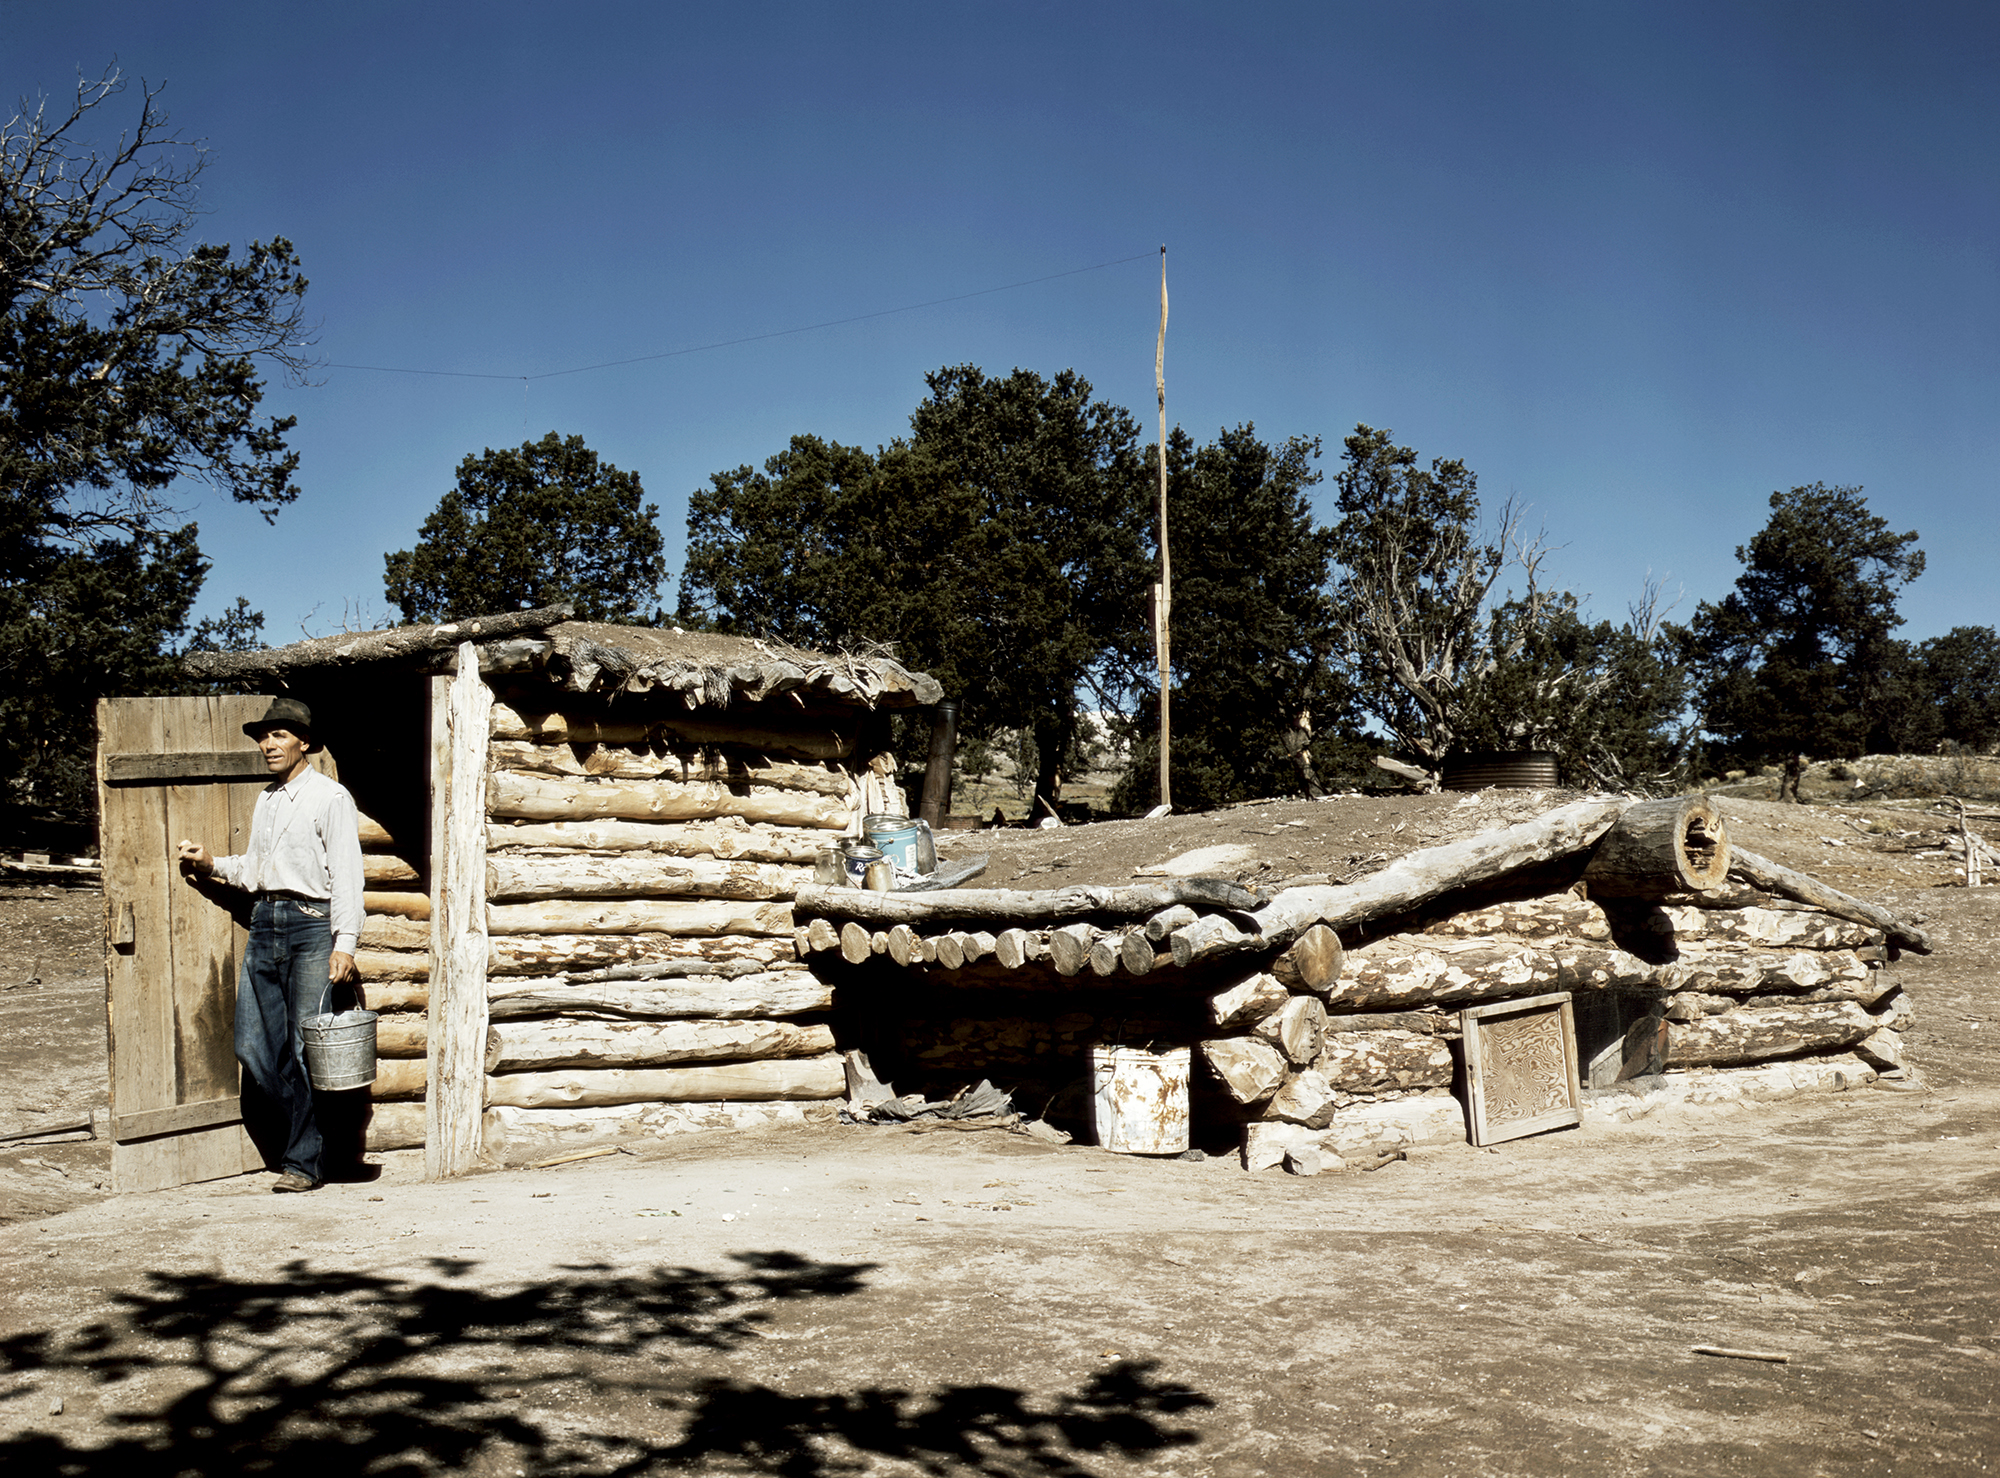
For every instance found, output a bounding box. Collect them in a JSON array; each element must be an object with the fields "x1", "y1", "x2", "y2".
[{"x1": 1440, "y1": 750, "x2": 1559, "y2": 791}]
